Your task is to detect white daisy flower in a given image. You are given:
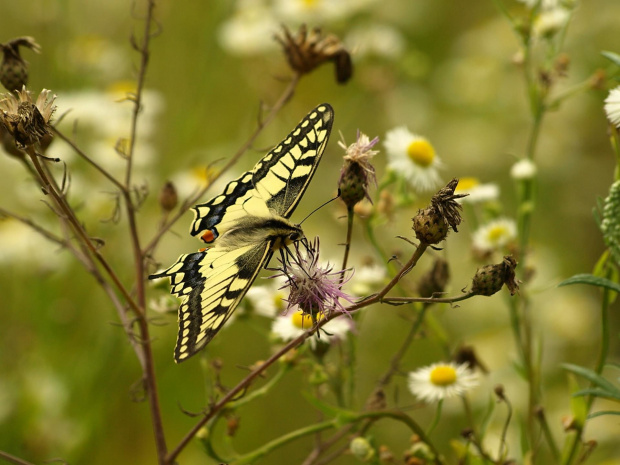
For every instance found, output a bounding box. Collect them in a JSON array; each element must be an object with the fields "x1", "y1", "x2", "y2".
[
  {"x1": 408, "y1": 362, "x2": 479, "y2": 403},
  {"x1": 517, "y1": 0, "x2": 561, "y2": 10},
  {"x1": 454, "y1": 177, "x2": 499, "y2": 204},
  {"x1": 384, "y1": 127, "x2": 442, "y2": 192},
  {"x1": 510, "y1": 159, "x2": 537, "y2": 180},
  {"x1": 271, "y1": 310, "x2": 352, "y2": 348},
  {"x1": 472, "y1": 218, "x2": 517, "y2": 253},
  {"x1": 349, "y1": 262, "x2": 386, "y2": 296},
  {"x1": 604, "y1": 86, "x2": 620, "y2": 129},
  {"x1": 345, "y1": 23, "x2": 405, "y2": 60}
]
